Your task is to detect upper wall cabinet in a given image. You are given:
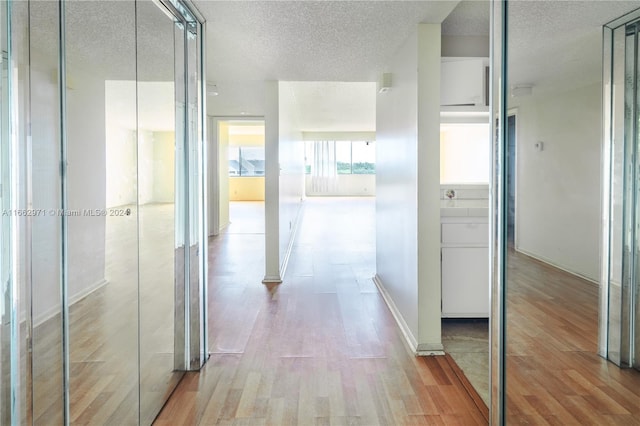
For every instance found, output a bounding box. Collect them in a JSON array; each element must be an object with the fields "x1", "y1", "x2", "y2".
[{"x1": 441, "y1": 57, "x2": 489, "y2": 107}]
